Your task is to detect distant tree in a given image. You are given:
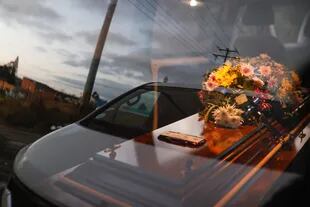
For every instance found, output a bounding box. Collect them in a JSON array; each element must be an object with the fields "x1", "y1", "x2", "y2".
[{"x1": 0, "y1": 57, "x2": 18, "y2": 84}]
